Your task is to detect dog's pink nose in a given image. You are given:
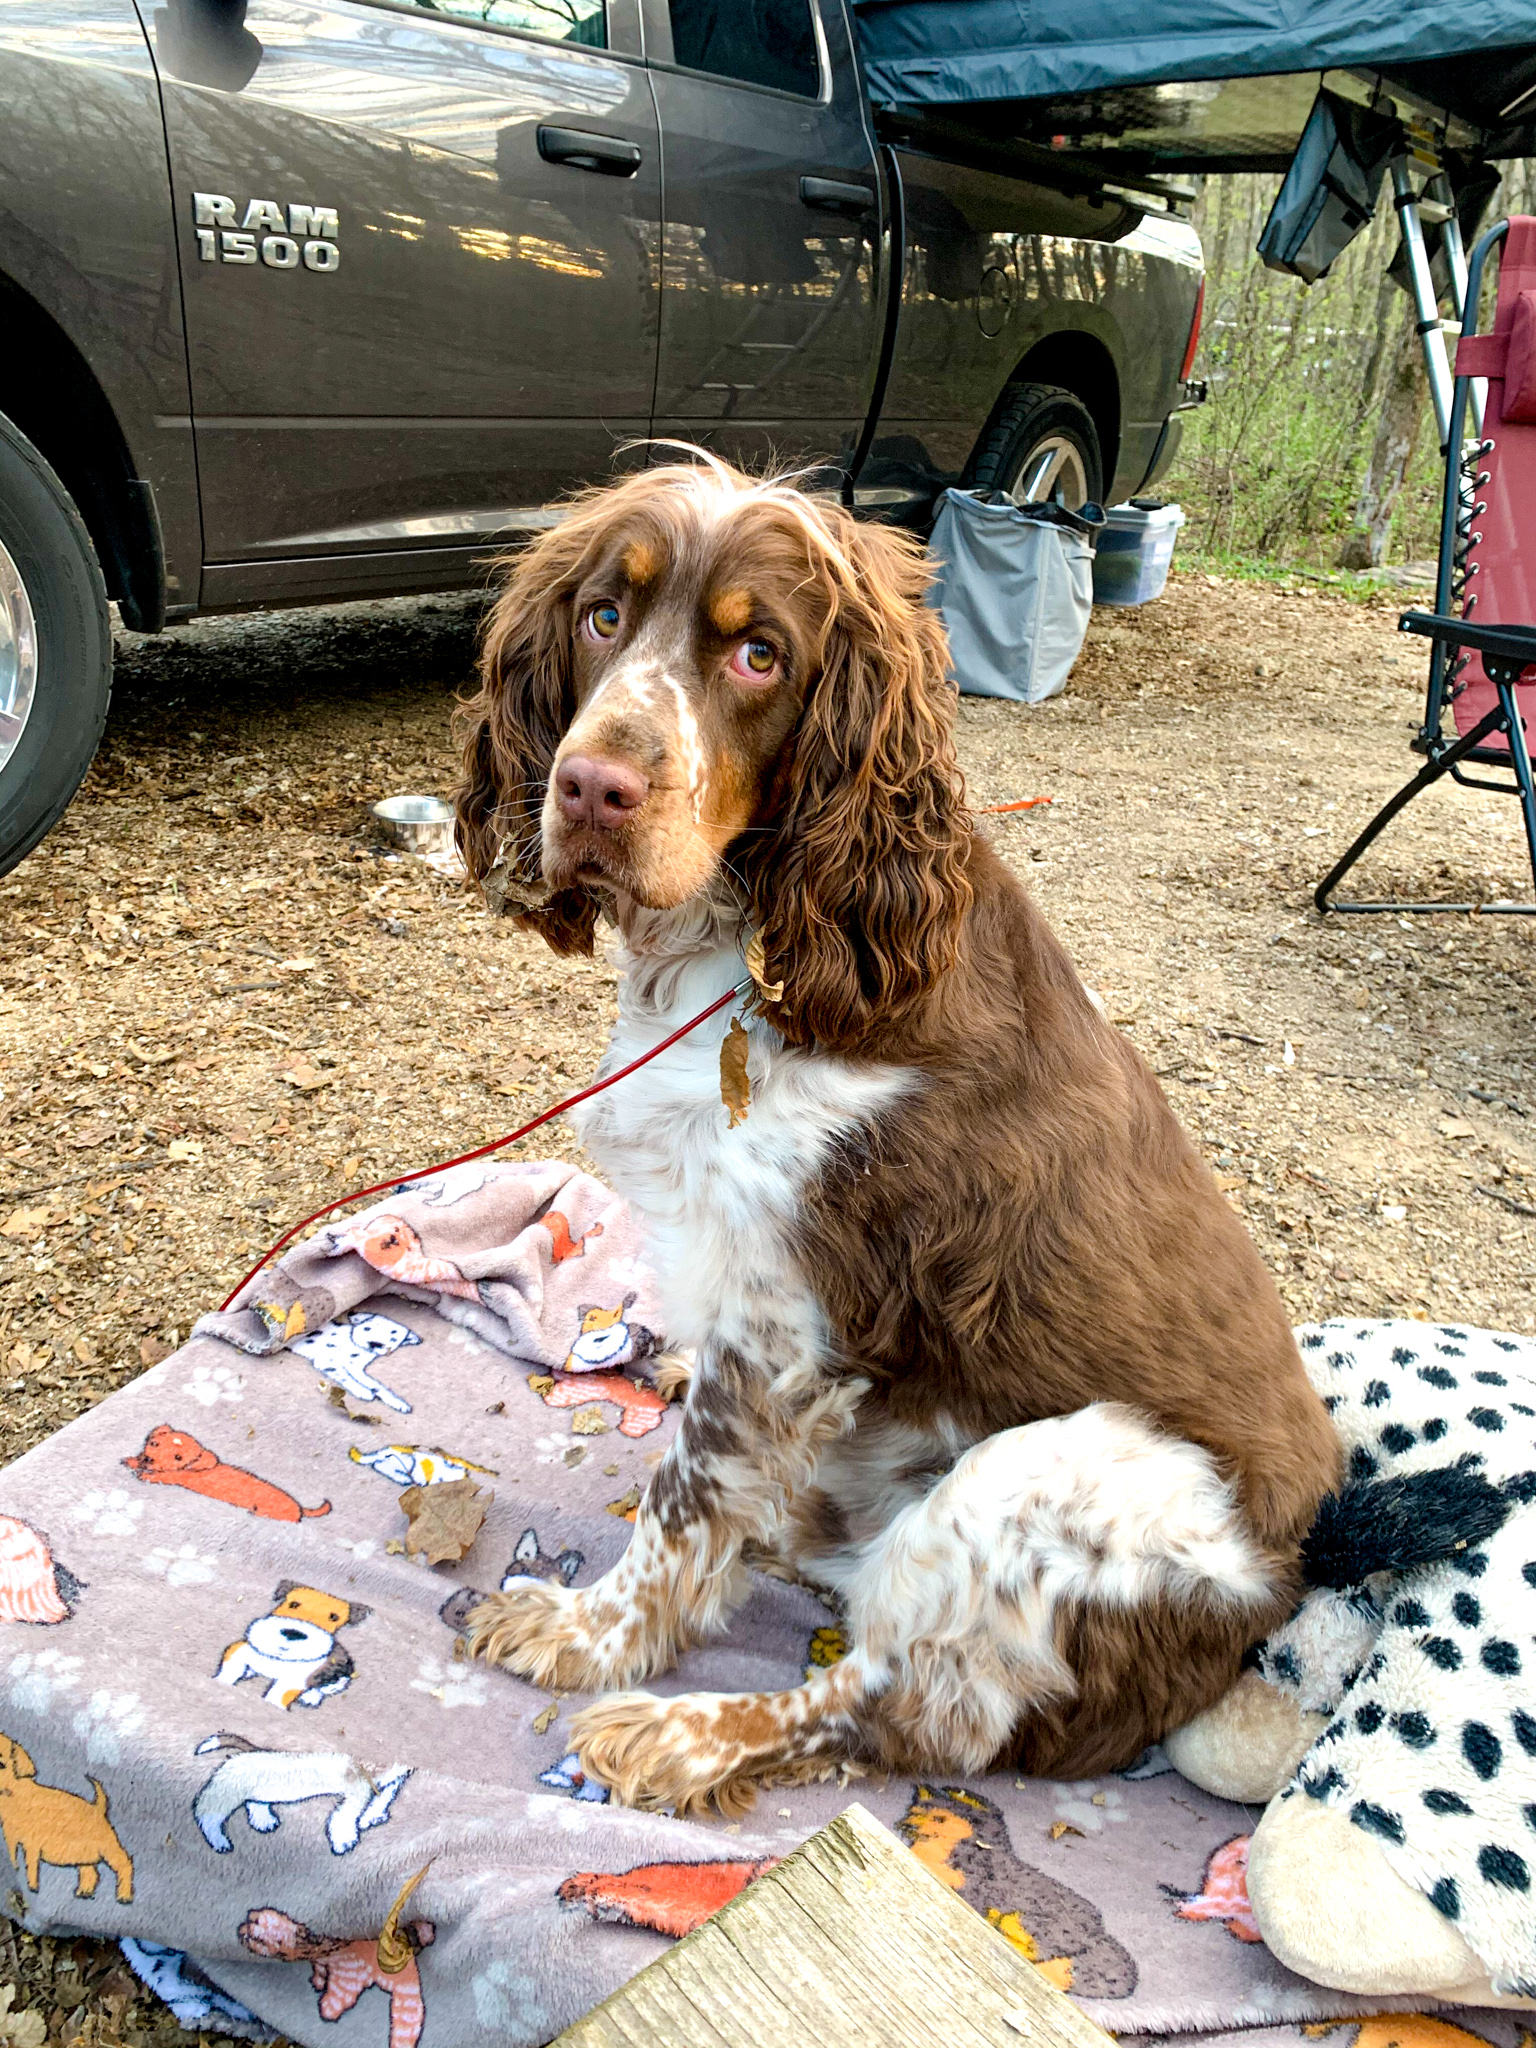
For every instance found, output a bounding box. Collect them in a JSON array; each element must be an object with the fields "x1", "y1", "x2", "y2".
[{"x1": 556, "y1": 754, "x2": 649, "y2": 830}]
